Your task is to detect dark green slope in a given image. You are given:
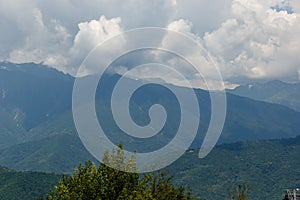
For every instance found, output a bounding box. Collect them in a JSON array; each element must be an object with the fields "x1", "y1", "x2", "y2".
[
  {"x1": 0, "y1": 166, "x2": 60, "y2": 200},
  {"x1": 219, "y1": 93, "x2": 300, "y2": 143},
  {"x1": 169, "y1": 136, "x2": 300, "y2": 200},
  {"x1": 2, "y1": 137, "x2": 300, "y2": 199},
  {"x1": 0, "y1": 134, "x2": 96, "y2": 173}
]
